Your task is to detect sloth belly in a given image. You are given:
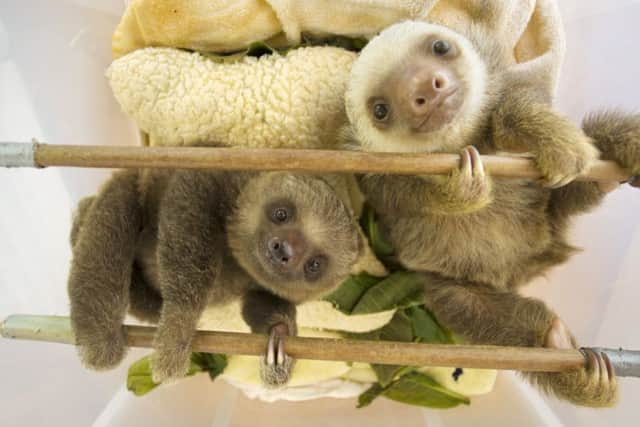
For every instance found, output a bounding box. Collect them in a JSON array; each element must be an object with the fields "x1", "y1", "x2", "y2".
[{"x1": 388, "y1": 186, "x2": 553, "y2": 288}]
